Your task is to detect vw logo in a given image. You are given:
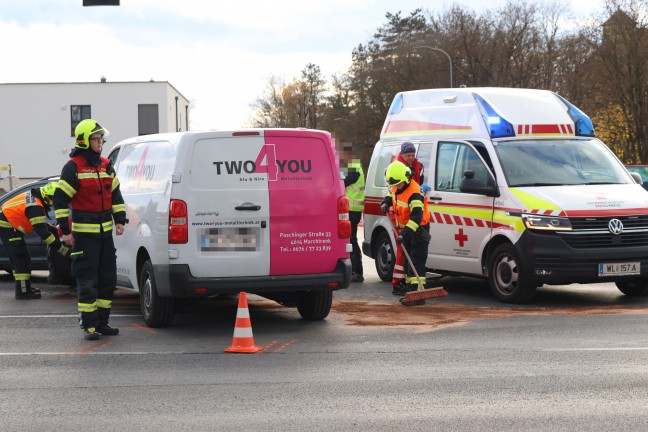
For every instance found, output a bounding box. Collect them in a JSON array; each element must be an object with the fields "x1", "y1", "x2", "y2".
[{"x1": 608, "y1": 218, "x2": 624, "y2": 235}]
